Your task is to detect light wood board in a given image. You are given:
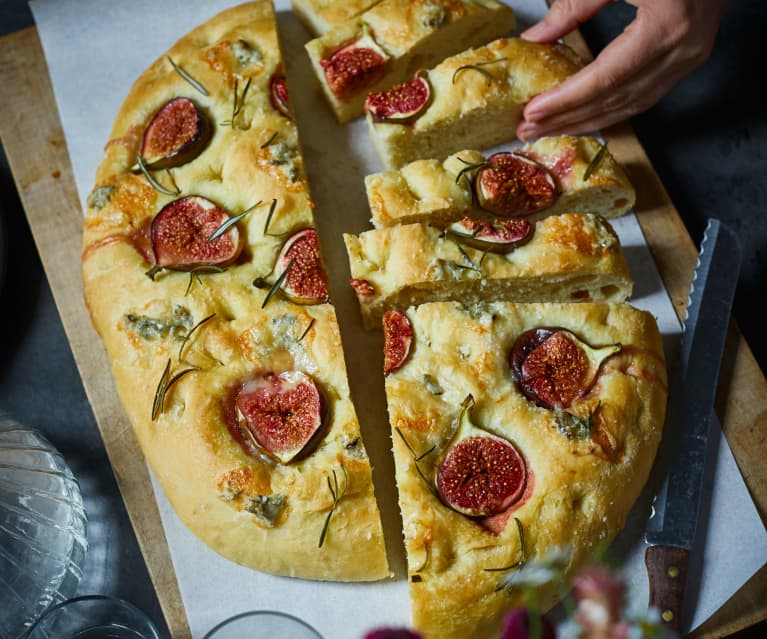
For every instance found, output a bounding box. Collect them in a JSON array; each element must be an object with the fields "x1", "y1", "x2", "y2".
[{"x1": 1, "y1": 25, "x2": 765, "y2": 639}]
